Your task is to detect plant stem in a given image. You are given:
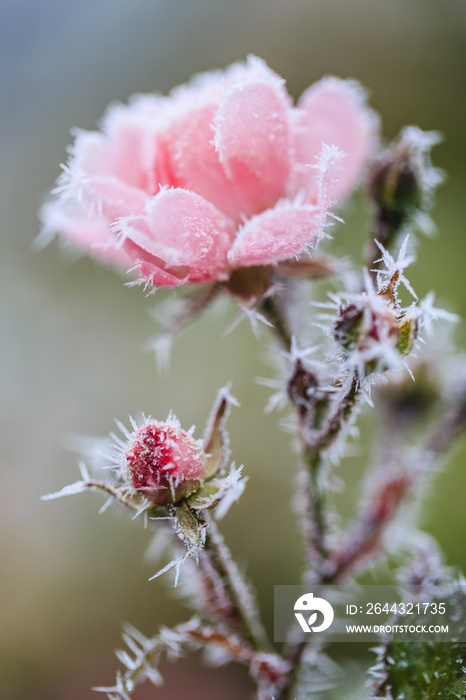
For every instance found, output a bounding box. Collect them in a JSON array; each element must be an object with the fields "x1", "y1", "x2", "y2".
[
  {"x1": 279, "y1": 376, "x2": 360, "y2": 700},
  {"x1": 259, "y1": 292, "x2": 364, "y2": 698},
  {"x1": 202, "y1": 518, "x2": 271, "y2": 652},
  {"x1": 325, "y1": 387, "x2": 466, "y2": 584},
  {"x1": 260, "y1": 294, "x2": 293, "y2": 350},
  {"x1": 300, "y1": 375, "x2": 359, "y2": 570}
]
